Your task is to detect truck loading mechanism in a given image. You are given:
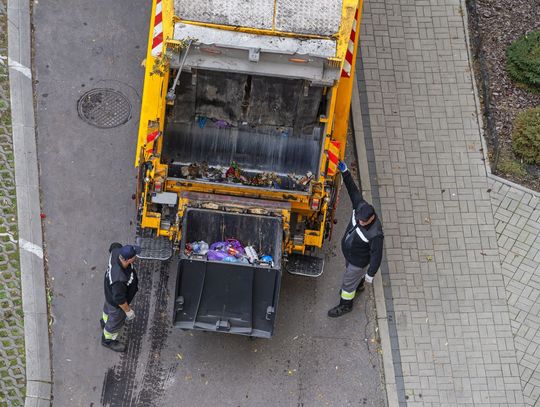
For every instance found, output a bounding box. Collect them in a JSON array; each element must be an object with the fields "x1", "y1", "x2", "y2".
[{"x1": 135, "y1": 0, "x2": 363, "y2": 337}]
